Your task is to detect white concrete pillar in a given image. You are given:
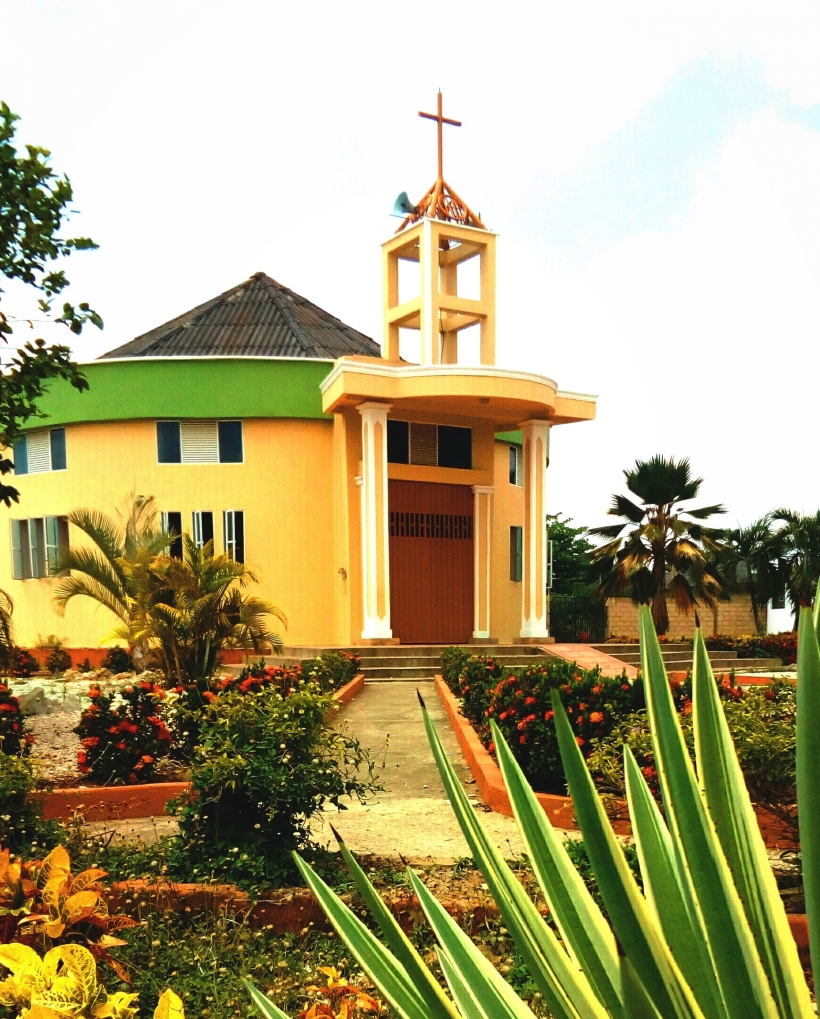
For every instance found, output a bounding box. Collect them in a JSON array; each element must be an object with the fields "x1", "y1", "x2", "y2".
[
  {"x1": 358, "y1": 402, "x2": 392, "y2": 640},
  {"x1": 519, "y1": 419, "x2": 551, "y2": 639},
  {"x1": 472, "y1": 486, "x2": 493, "y2": 639}
]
